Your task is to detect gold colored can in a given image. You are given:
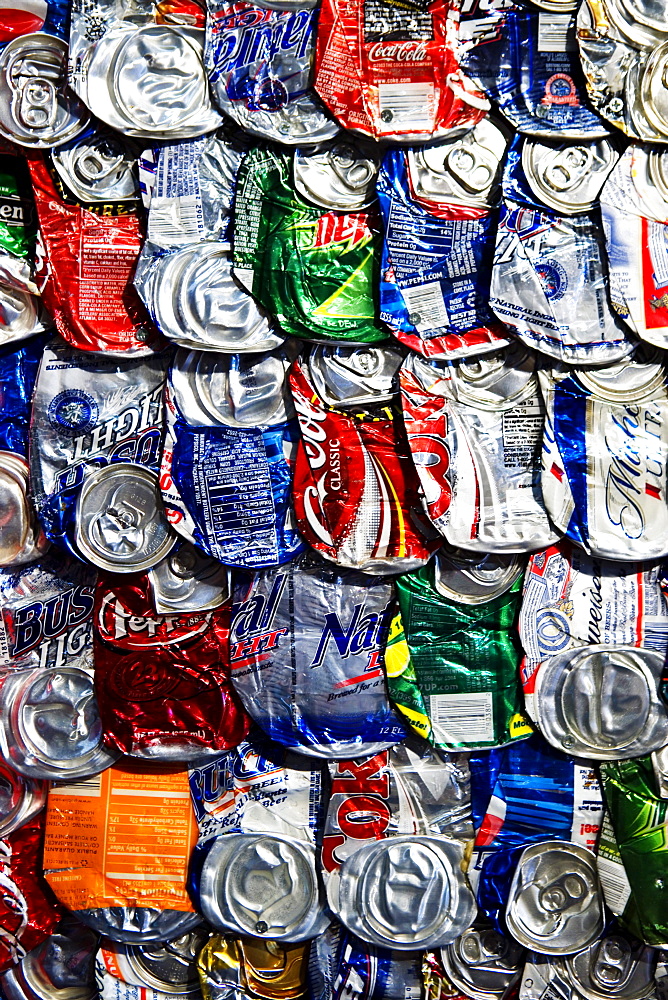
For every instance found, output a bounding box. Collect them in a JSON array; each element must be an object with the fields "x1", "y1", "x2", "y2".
[{"x1": 198, "y1": 935, "x2": 309, "y2": 1000}]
